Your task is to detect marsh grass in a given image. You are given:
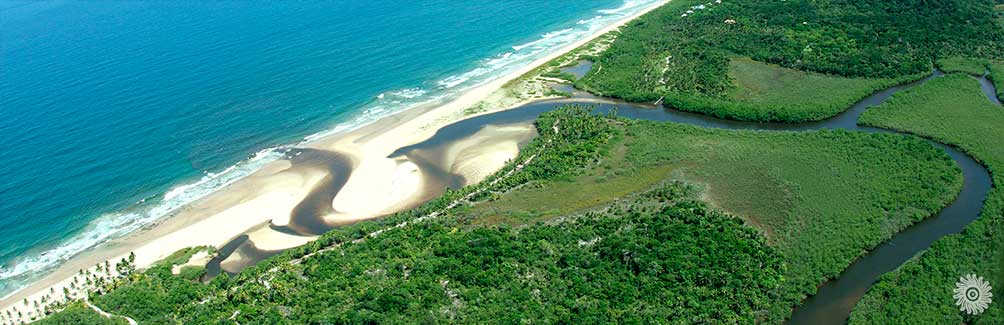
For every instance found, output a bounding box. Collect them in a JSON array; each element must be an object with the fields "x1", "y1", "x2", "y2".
[
  {"x1": 623, "y1": 121, "x2": 961, "y2": 322},
  {"x1": 936, "y1": 56, "x2": 990, "y2": 76},
  {"x1": 465, "y1": 116, "x2": 961, "y2": 322},
  {"x1": 464, "y1": 134, "x2": 677, "y2": 225},
  {"x1": 707, "y1": 57, "x2": 918, "y2": 122}
]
